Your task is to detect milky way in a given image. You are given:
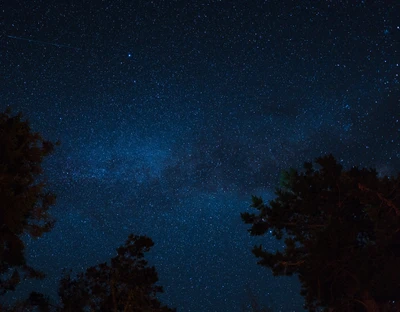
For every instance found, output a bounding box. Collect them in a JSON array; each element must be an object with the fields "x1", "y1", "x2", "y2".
[{"x1": 1, "y1": 1, "x2": 399, "y2": 311}]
